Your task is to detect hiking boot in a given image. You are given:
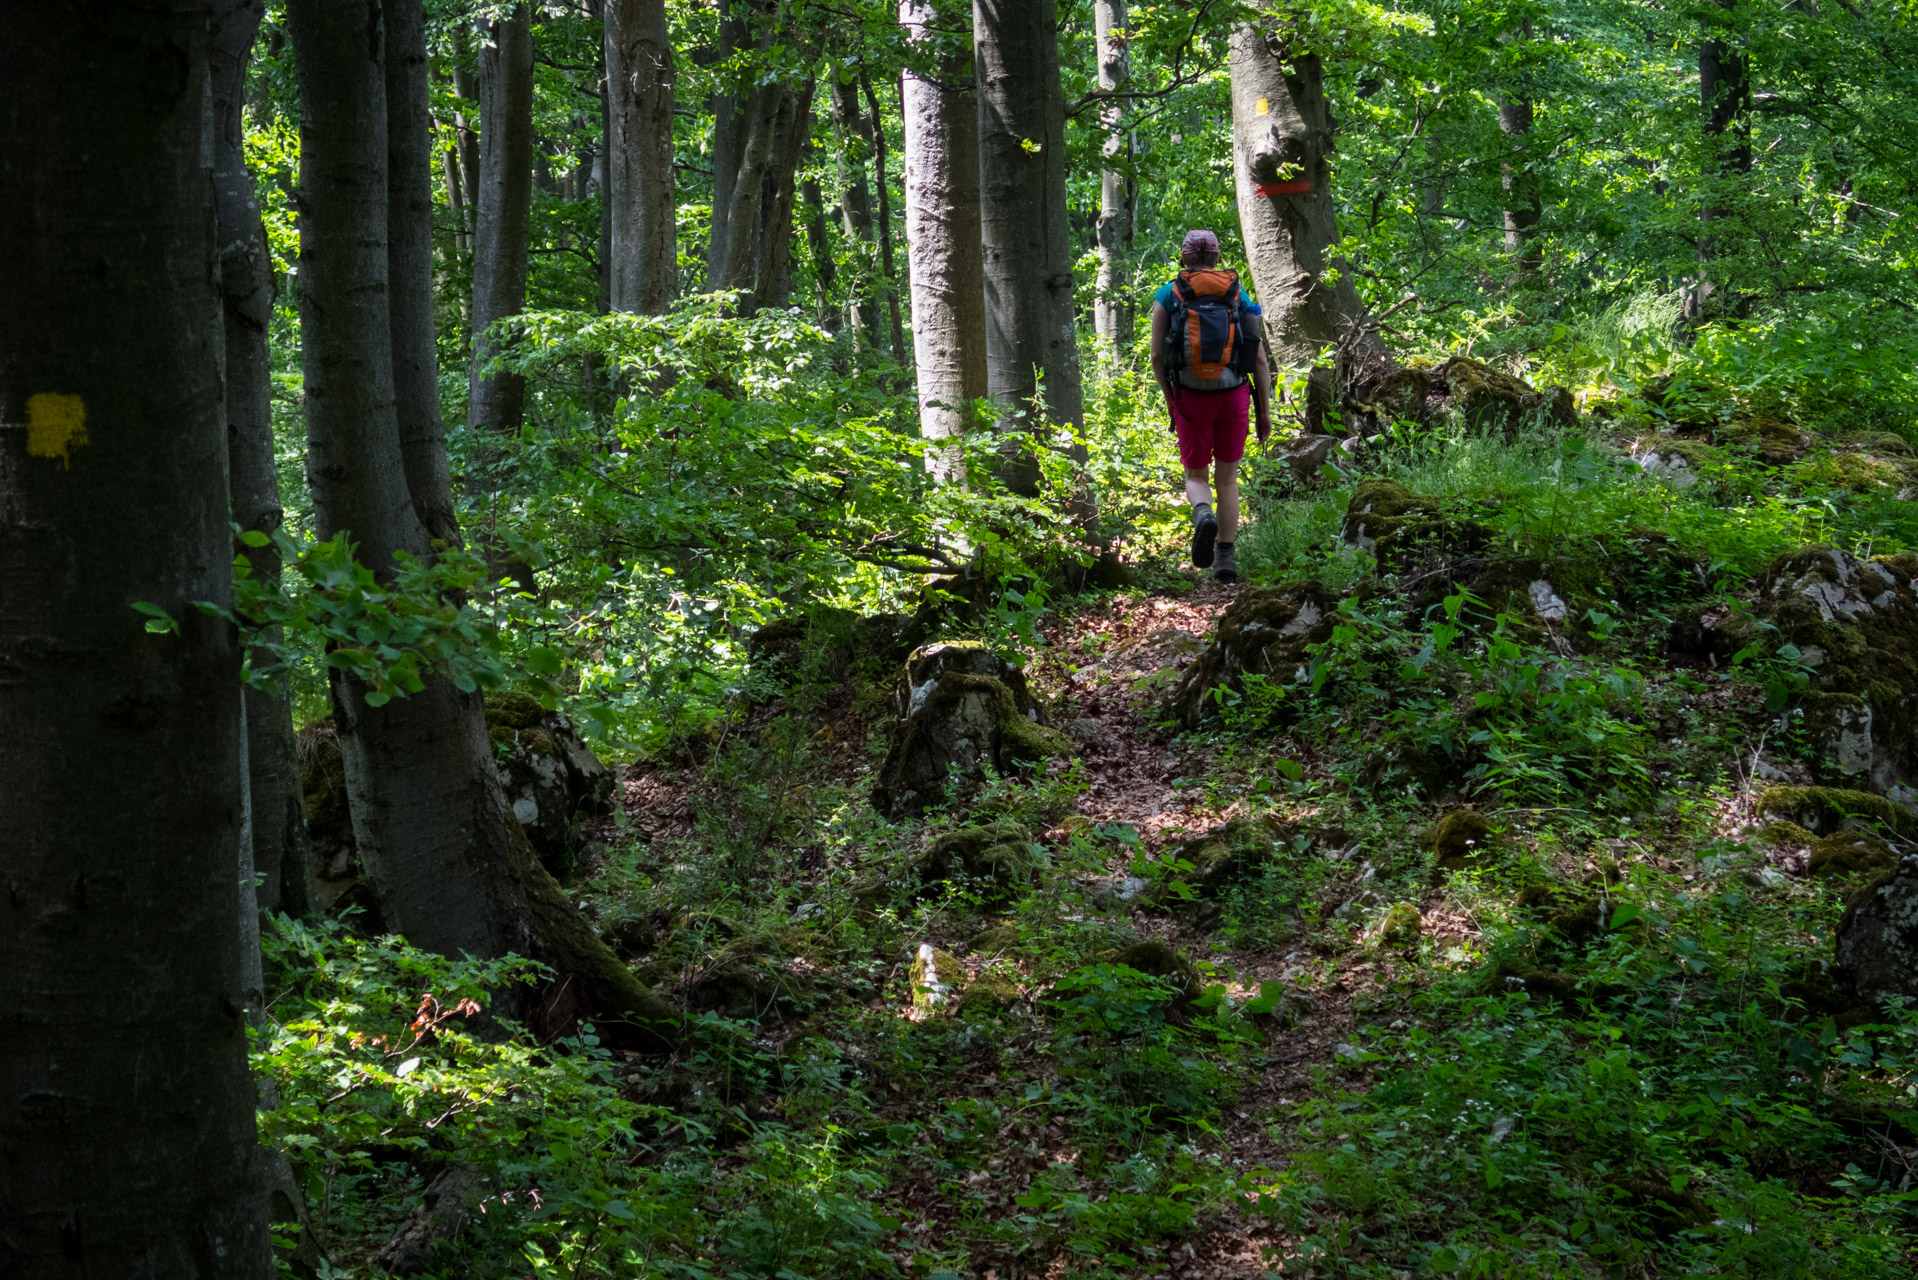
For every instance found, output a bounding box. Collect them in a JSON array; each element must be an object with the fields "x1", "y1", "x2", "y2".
[
  {"x1": 1189, "y1": 506, "x2": 1218, "y2": 569},
  {"x1": 1213, "y1": 542, "x2": 1238, "y2": 584}
]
